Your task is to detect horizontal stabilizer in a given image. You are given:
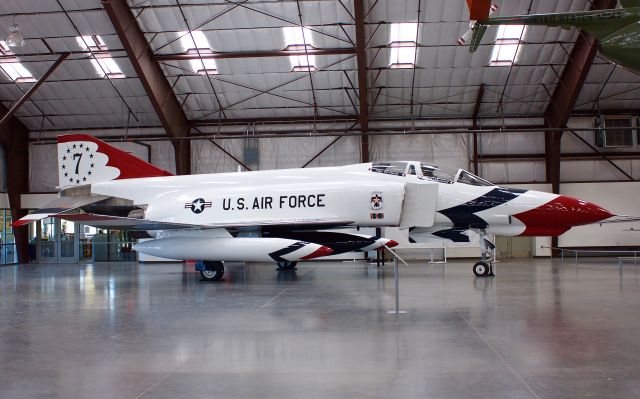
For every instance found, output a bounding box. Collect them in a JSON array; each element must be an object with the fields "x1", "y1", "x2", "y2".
[{"x1": 12, "y1": 194, "x2": 108, "y2": 227}]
